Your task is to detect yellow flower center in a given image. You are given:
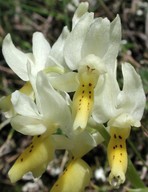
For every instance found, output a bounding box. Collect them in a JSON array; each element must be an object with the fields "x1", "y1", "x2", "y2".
[{"x1": 107, "y1": 127, "x2": 130, "y2": 188}]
